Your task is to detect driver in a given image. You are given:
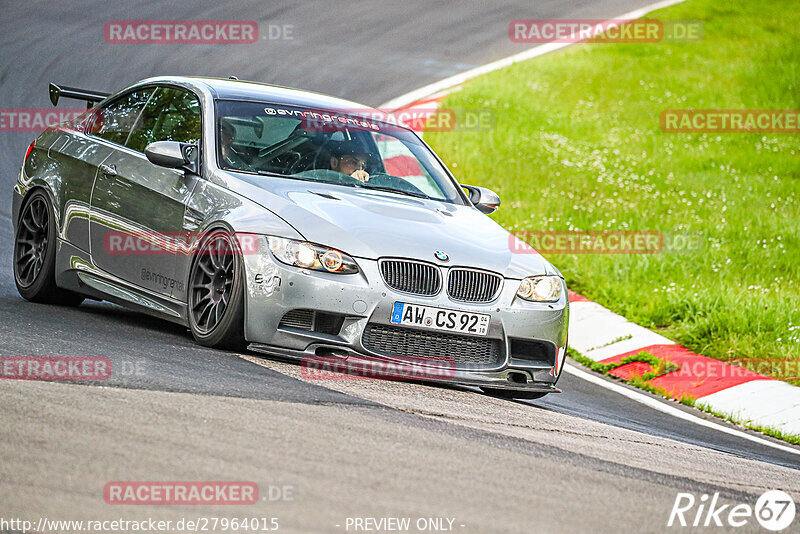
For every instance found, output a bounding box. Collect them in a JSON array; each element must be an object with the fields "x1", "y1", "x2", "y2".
[
  {"x1": 219, "y1": 120, "x2": 251, "y2": 170},
  {"x1": 329, "y1": 144, "x2": 371, "y2": 183}
]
